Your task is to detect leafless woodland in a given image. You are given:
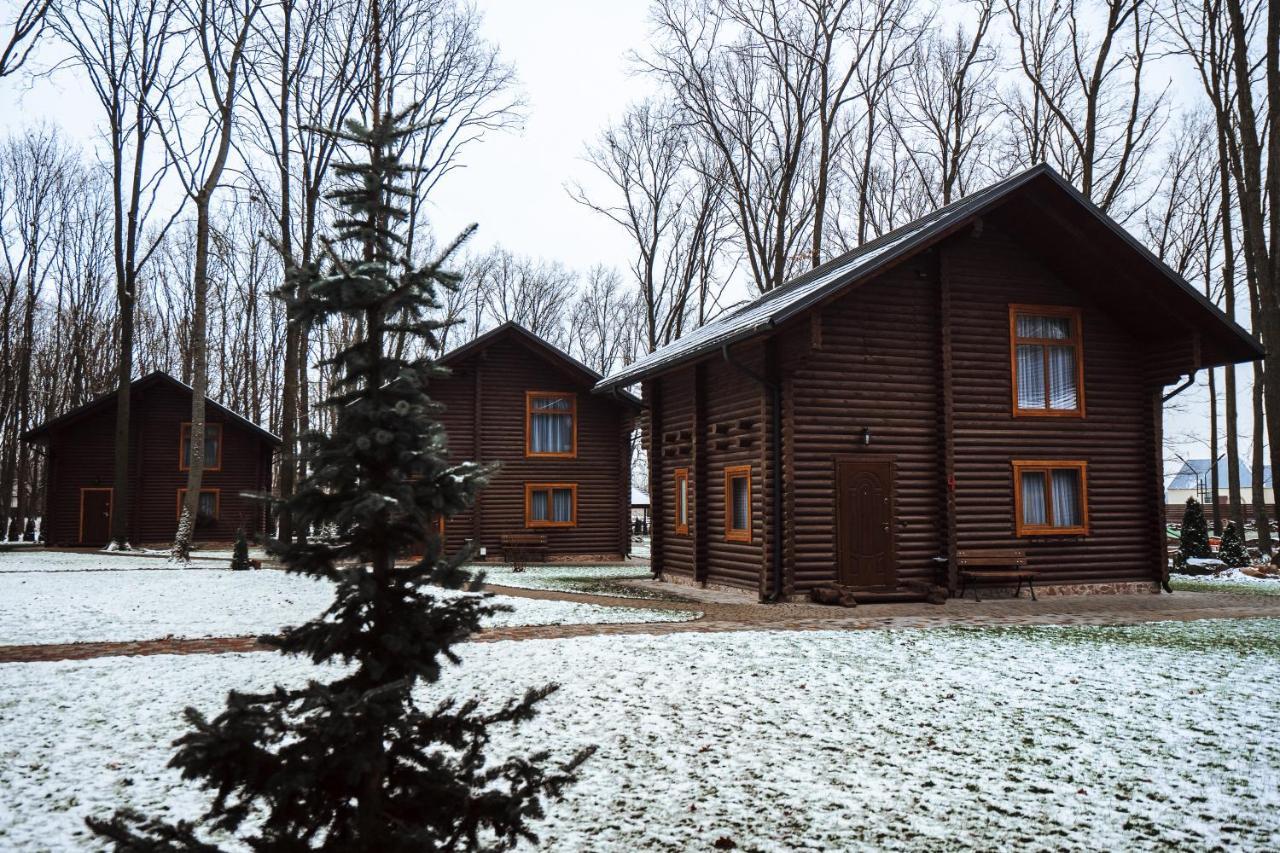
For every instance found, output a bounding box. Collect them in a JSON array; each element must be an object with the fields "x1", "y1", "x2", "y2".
[{"x1": 0, "y1": 0, "x2": 1275, "y2": 545}]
